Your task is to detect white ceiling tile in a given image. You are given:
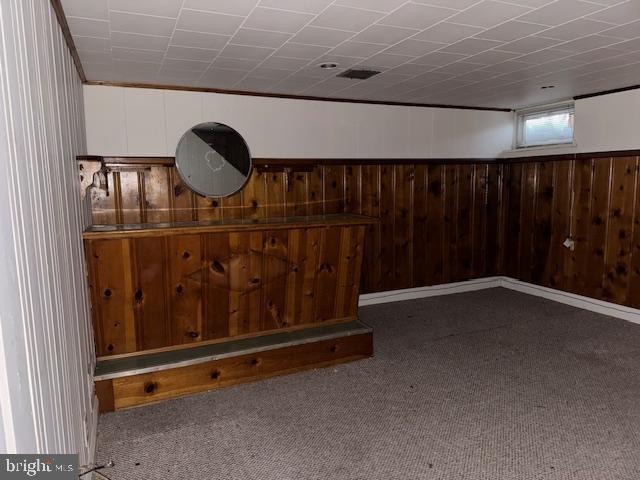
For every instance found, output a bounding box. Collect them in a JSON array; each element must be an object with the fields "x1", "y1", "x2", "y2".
[
  {"x1": 519, "y1": 0, "x2": 607, "y2": 26},
  {"x1": 211, "y1": 57, "x2": 262, "y2": 70},
  {"x1": 234, "y1": 77, "x2": 276, "y2": 91},
  {"x1": 110, "y1": 11, "x2": 176, "y2": 36},
  {"x1": 176, "y1": 9, "x2": 243, "y2": 35},
  {"x1": 331, "y1": 41, "x2": 386, "y2": 58},
  {"x1": 433, "y1": 61, "x2": 485, "y2": 75},
  {"x1": 157, "y1": 67, "x2": 203, "y2": 80},
  {"x1": 183, "y1": 0, "x2": 259, "y2": 16},
  {"x1": 454, "y1": 69, "x2": 500, "y2": 81},
  {"x1": 311, "y1": 5, "x2": 384, "y2": 32},
  {"x1": 614, "y1": 36, "x2": 640, "y2": 51},
  {"x1": 250, "y1": 67, "x2": 295, "y2": 80},
  {"x1": 108, "y1": 0, "x2": 183, "y2": 18},
  {"x1": 413, "y1": 0, "x2": 483, "y2": 9},
  {"x1": 440, "y1": 38, "x2": 504, "y2": 55},
  {"x1": 66, "y1": 17, "x2": 110, "y2": 38},
  {"x1": 61, "y1": 0, "x2": 108, "y2": 20},
  {"x1": 73, "y1": 36, "x2": 111, "y2": 53},
  {"x1": 78, "y1": 50, "x2": 112, "y2": 63},
  {"x1": 587, "y1": 1, "x2": 640, "y2": 24},
  {"x1": 352, "y1": 25, "x2": 418, "y2": 44},
  {"x1": 220, "y1": 44, "x2": 275, "y2": 60},
  {"x1": 476, "y1": 21, "x2": 548, "y2": 42},
  {"x1": 361, "y1": 52, "x2": 413, "y2": 68},
  {"x1": 162, "y1": 58, "x2": 210, "y2": 72},
  {"x1": 333, "y1": 0, "x2": 407, "y2": 12},
  {"x1": 413, "y1": 23, "x2": 483, "y2": 43},
  {"x1": 315, "y1": 55, "x2": 364, "y2": 68},
  {"x1": 171, "y1": 30, "x2": 230, "y2": 50},
  {"x1": 387, "y1": 63, "x2": 436, "y2": 75},
  {"x1": 112, "y1": 47, "x2": 164, "y2": 63},
  {"x1": 385, "y1": 39, "x2": 445, "y2": 56},
  {"x1": 600, "y1": 19, "x2": 640, "y2": 39},
  {"x1": 379, "y1": 3, "x2": 457, "y2": 30},
  {"x1": 201, "y1": 68, "x2": 249, "y2": 85},
  {"x1": 166, "y1": 45, "x2": 220, "y2": 62},
  {"x1": 499, "y1": 36, "x2": 559, "y2": 53},
  {"x1": 231, "y1": 28, "x2": 292, "y2": 48},
  {"x1": 290, "y1": 27, "x2": 354, "y2": 47},
  {"x1": 244, "y1": 7, "x2": 314, "y2": 33},
  {"x1": 557, "y1": 34, "x2": 626, "y2": 52},
  {"x1": 515, "y1": 48, "x2": 573, "y2": 63},
  {"x1": 258, "y1": 0, "x2": 333, "y2": 14},
  {"x1": 447, "y1": 1, "x2": 531, "y2": 28},
  {"x1": 538, "y1": 19, "x2": 615, "y2": 41},
  {"x1": 464, "y1": 49, "x2": 521, "y2": 64},
  {"x1": 566, "y1": 46, "x2": 630, "y2": 63},
  {"x1": 413, "y1": 51, "x2": 467, "y2": 65},
  {"x1": 478, "y1": 60, "x2": 531, "y2": 74},
  {"x1": 261, "y1": 56, "x2": 310, "y2": 69},
  {"x1": 275, "y1": 42, "x2": 331, "y2": 59},
  {"x1": 112, "y1": 31, "x2": 171, "y2": 50}
]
